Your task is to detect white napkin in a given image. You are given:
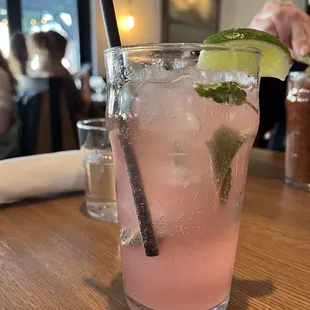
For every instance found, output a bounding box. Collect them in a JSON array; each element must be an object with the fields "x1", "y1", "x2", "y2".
[{"x1": 0, "y1": 150, "x2": 84, "y2": 205}]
